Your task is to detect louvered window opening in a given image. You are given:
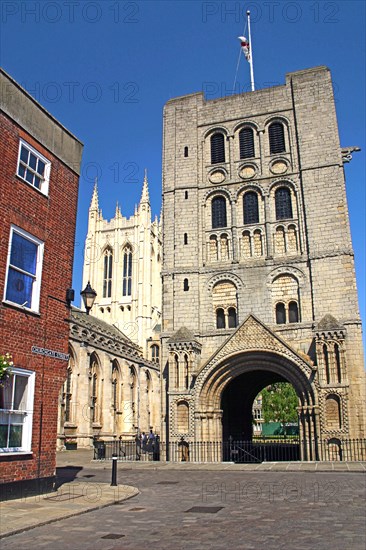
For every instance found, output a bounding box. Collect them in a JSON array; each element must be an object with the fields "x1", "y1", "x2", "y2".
[
  {"x1": 239, "y1": 128, "x2": 255, "y2": 158},
  {"x1": 212, "y1": 197, "x2": 227, "y2": 229},
  {"x1": 243, "y1": 192, "x2": 259, "y2": 225},
  {"x1": 211, "y1": 133, "x2": 225, "y2": 164},
  {"x1": 275, "y1": 188, "x2": 293, "y2": 220},
  {"x1": 269, "y1": 123, "x2": 286, "y2": 154}
]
